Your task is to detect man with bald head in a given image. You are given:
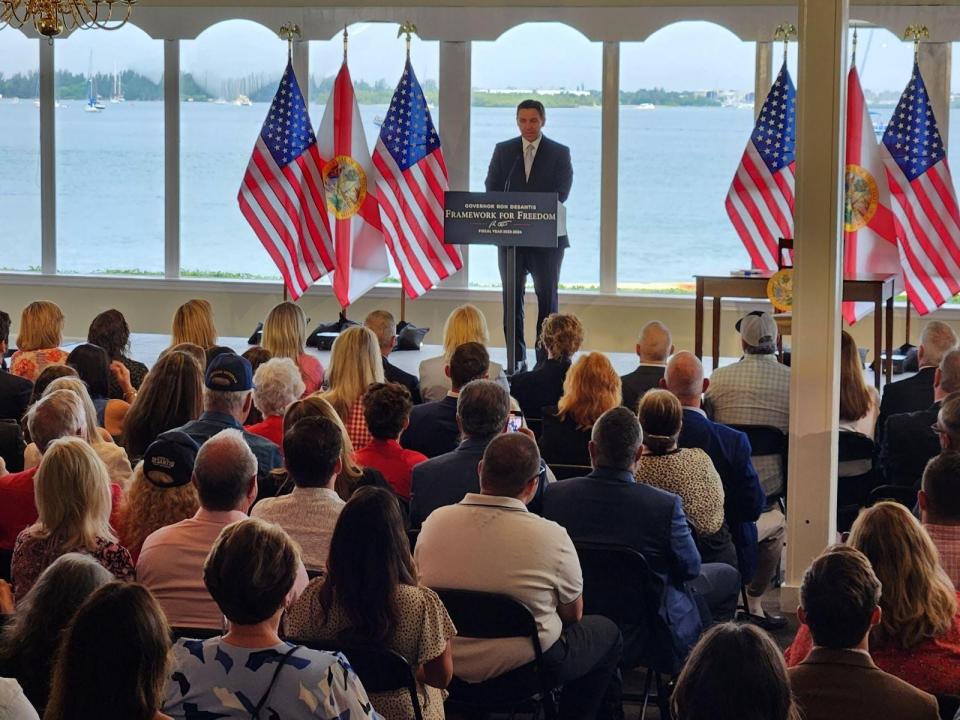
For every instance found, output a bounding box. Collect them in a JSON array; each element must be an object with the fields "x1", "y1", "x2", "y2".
[
  {"x1": 620, "y1": 321, "x2": 674, "y2": 412},
  {"x1": 663, "y1": 351, "x2": 783, "y2": 629},
  {"x1": 881, "y1": 349, "x2": 960, "y2": 488}
]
